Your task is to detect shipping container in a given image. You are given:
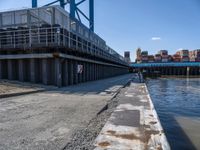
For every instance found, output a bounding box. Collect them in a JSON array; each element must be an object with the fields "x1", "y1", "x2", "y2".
[
  {"x1": 148, "y1": 55, "x2": 154, "y2": 62},
  {"x1": 159, "y1": 50, "x2": 168, "y2": 56},
  {"x1": 173, "y1": 54, "x2": 181, "y2": 62},
  {"x1": 180, "y1": 50, "x2": 189, "y2": 57},
  {"x1": 181, "y1": 56, "x2": 189, "y2": 62},
  {"x1": 162, "y1": 58, "x2": 168, "y2": 62},
  {"x1": 141, "y1": 51, "x2": 148, "y2": 56},
  {"x1": 141, "y1": 56, "x2": 148, "y2": 63}
]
